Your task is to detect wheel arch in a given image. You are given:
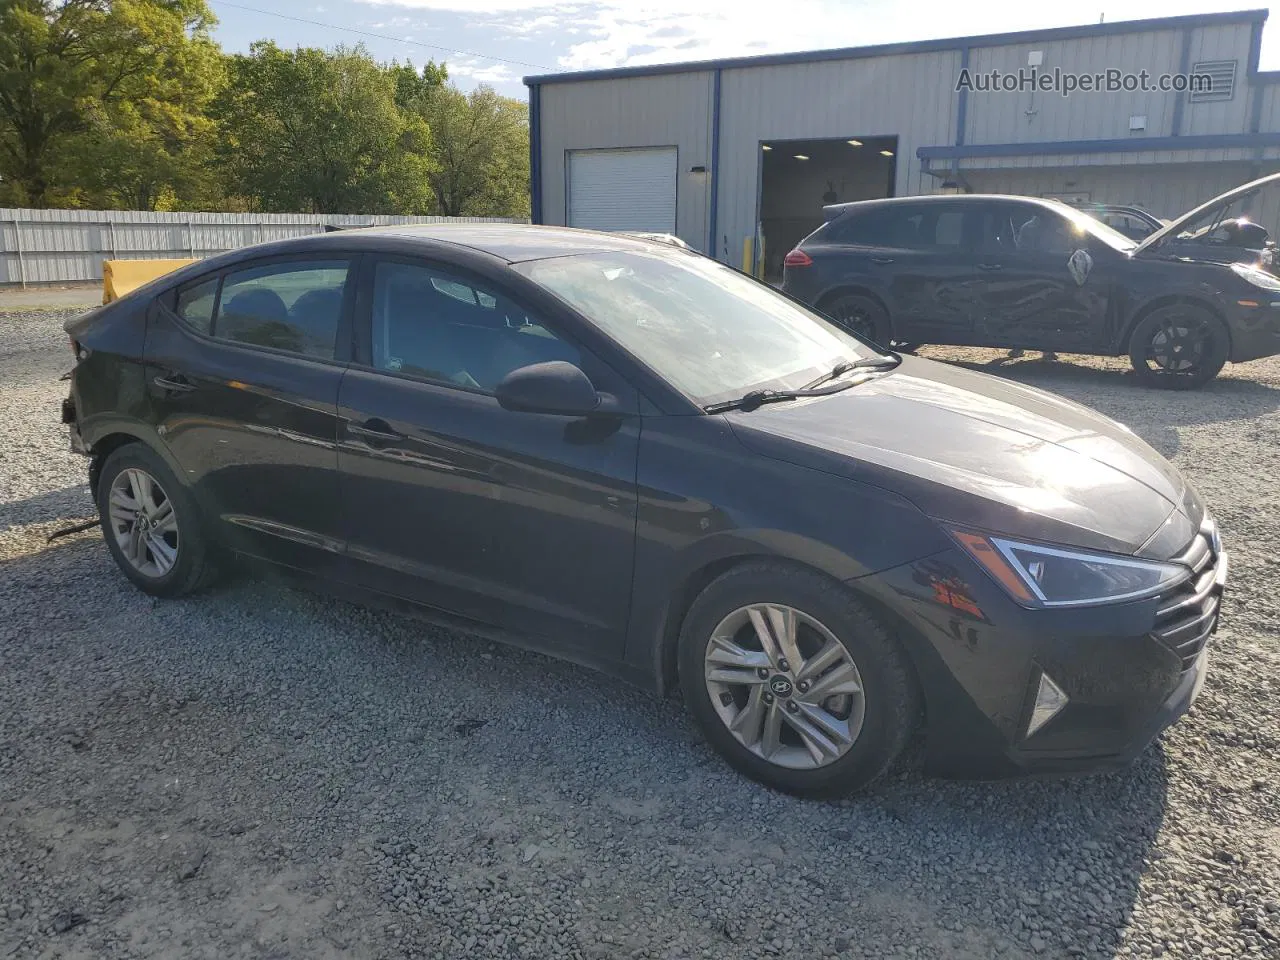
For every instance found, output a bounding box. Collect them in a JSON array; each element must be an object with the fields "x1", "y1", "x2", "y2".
[
  {"x1": 1119, "y1": 294, "x2": 1233, "y2": 357},
  {"x1": 652, "y1": 551, "x2": 927, "y2": 718},
  {"x1": 85, "y1": 424, "x2": 184, "y2": 499},
  {"x1": 814, "y1": 284, "x2": 891, "y2": 321}
]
